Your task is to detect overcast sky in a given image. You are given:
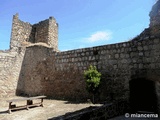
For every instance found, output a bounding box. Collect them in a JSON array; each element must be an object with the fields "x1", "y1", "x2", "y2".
[{"x1": 0, "y1": 0, "x2": 156, "y2": 51}]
